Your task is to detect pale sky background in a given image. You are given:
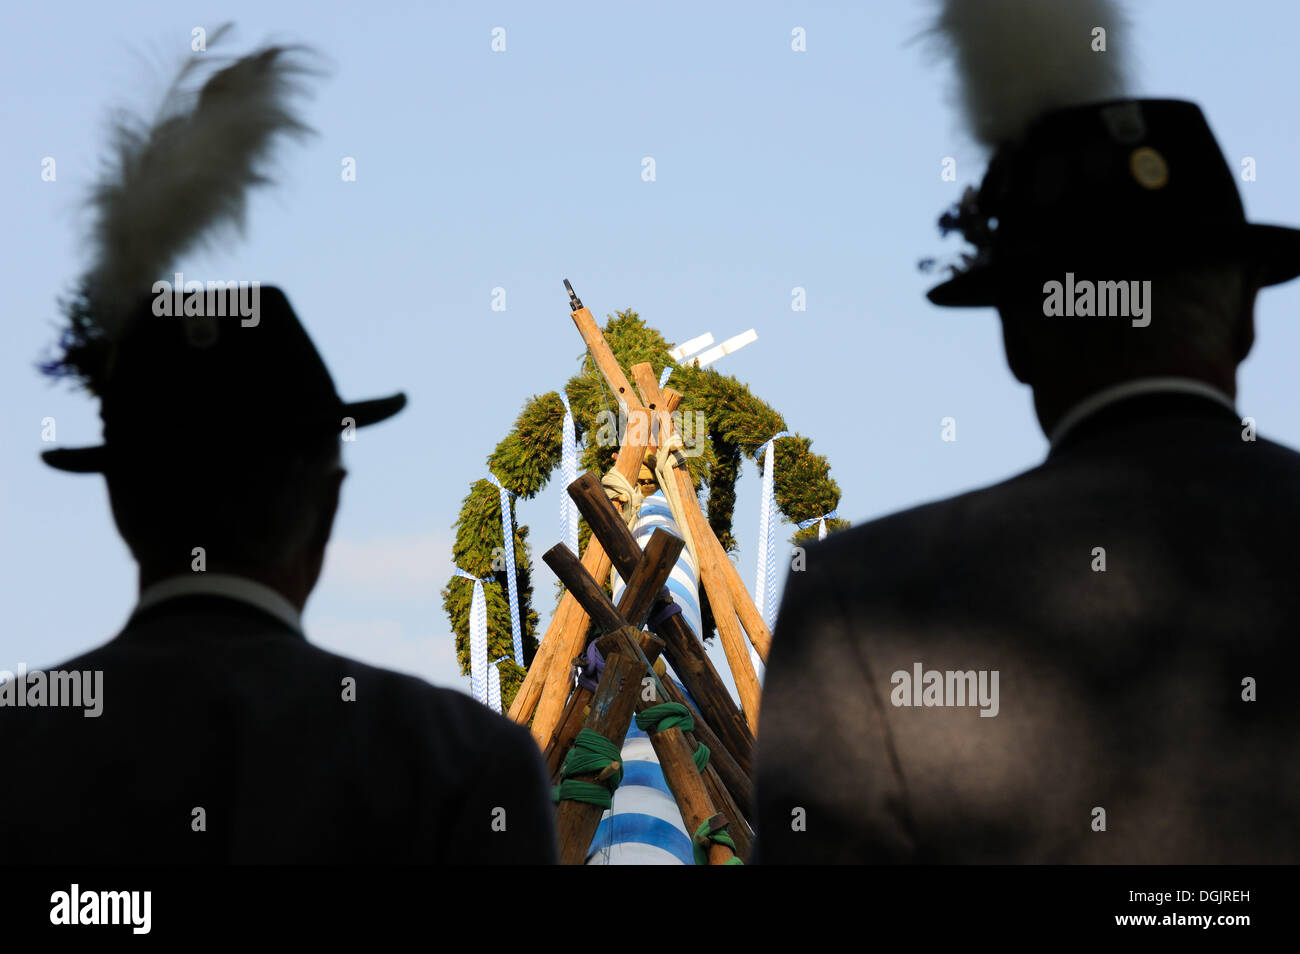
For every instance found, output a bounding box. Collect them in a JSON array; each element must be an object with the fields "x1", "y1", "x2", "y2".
[{"x1": 3, "y1": 1, "x2": 1298, "y2": 700}]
